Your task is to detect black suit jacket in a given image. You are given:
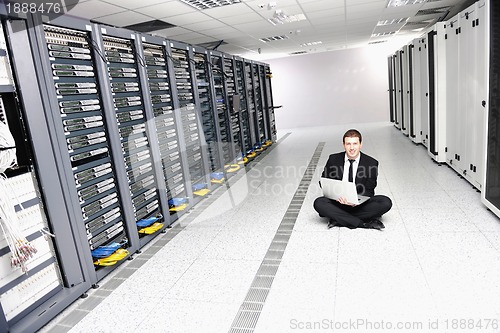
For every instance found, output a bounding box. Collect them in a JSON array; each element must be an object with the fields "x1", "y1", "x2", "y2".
[{"x1": 321, "y1": 152, "x2": 379, "y2": 197}]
